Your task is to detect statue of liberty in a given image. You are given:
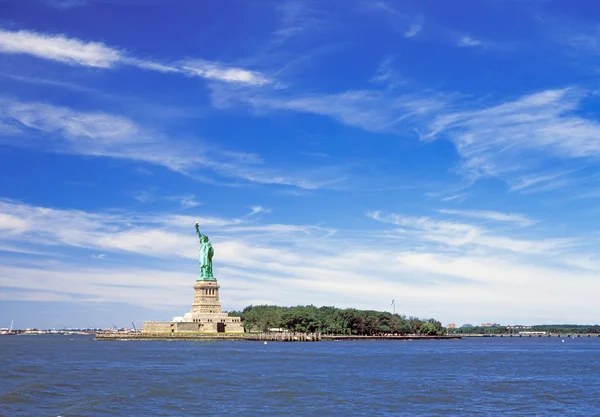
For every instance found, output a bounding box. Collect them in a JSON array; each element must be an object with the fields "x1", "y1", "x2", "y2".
[{"x1": 195, "y1": 222, "x2": 215, "y2": 280}]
